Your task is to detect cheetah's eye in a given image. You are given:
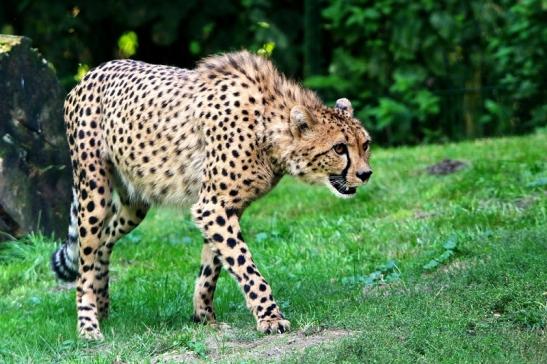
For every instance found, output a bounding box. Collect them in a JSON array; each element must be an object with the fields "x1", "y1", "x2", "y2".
[
  {"x1": 333, "y1": 143, "x2": 347, "y2": 155},
  {"x1": 363, "y1": 140, "x2": 370, "y2": 152}
]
